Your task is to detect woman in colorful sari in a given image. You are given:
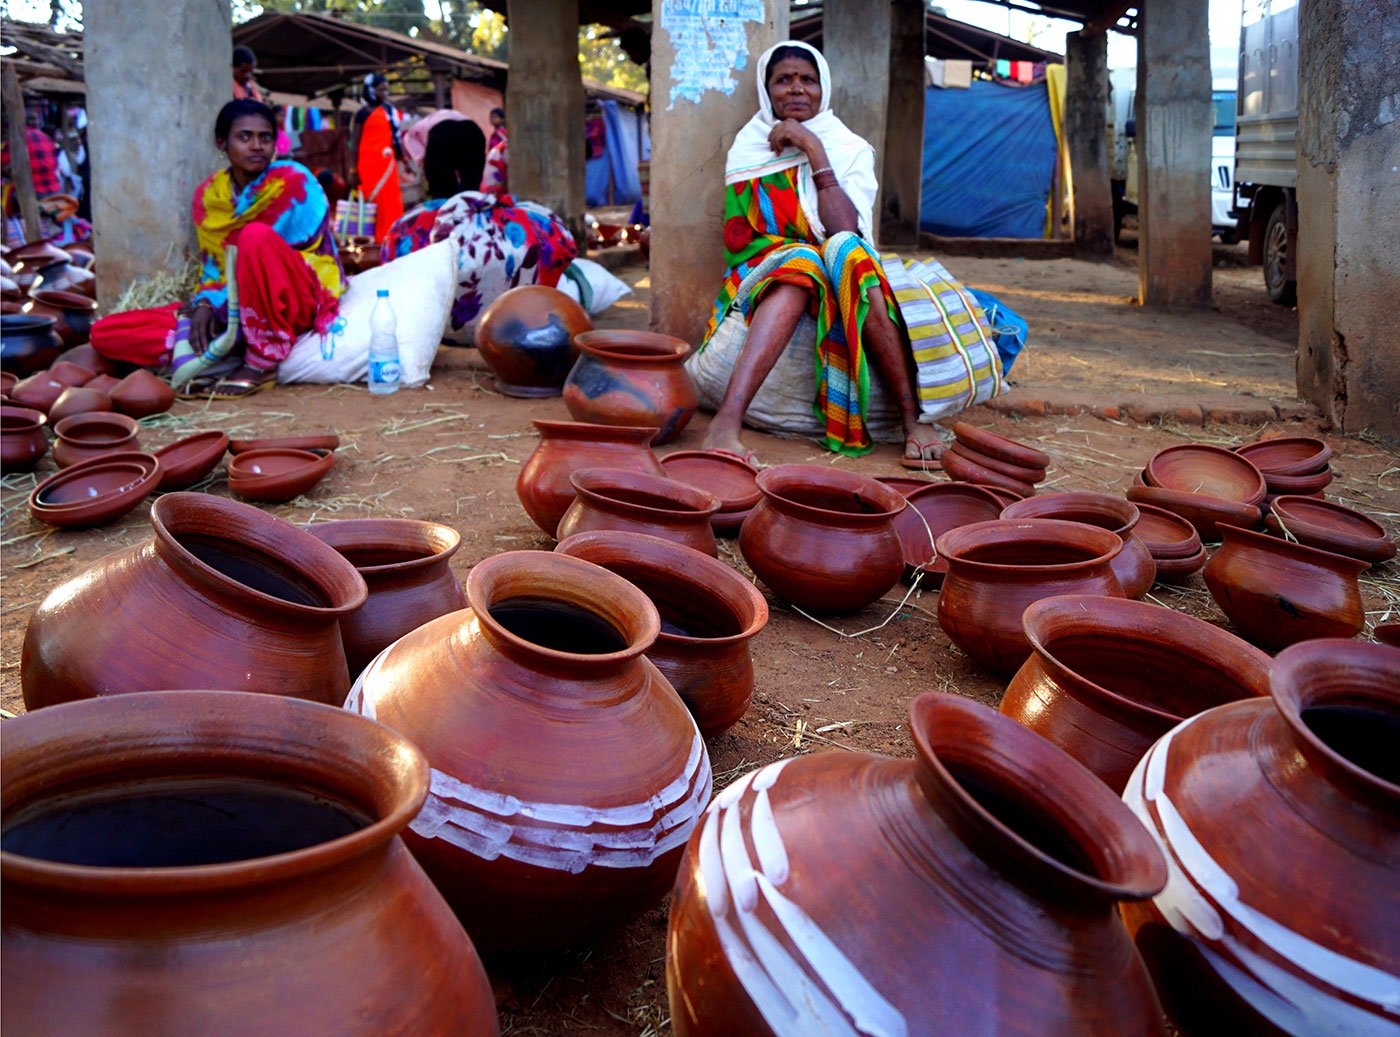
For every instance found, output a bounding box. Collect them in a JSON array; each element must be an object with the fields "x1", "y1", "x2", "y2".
[{"x1": 347, "y1": 73, "x2": 405, "y2": 244}]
